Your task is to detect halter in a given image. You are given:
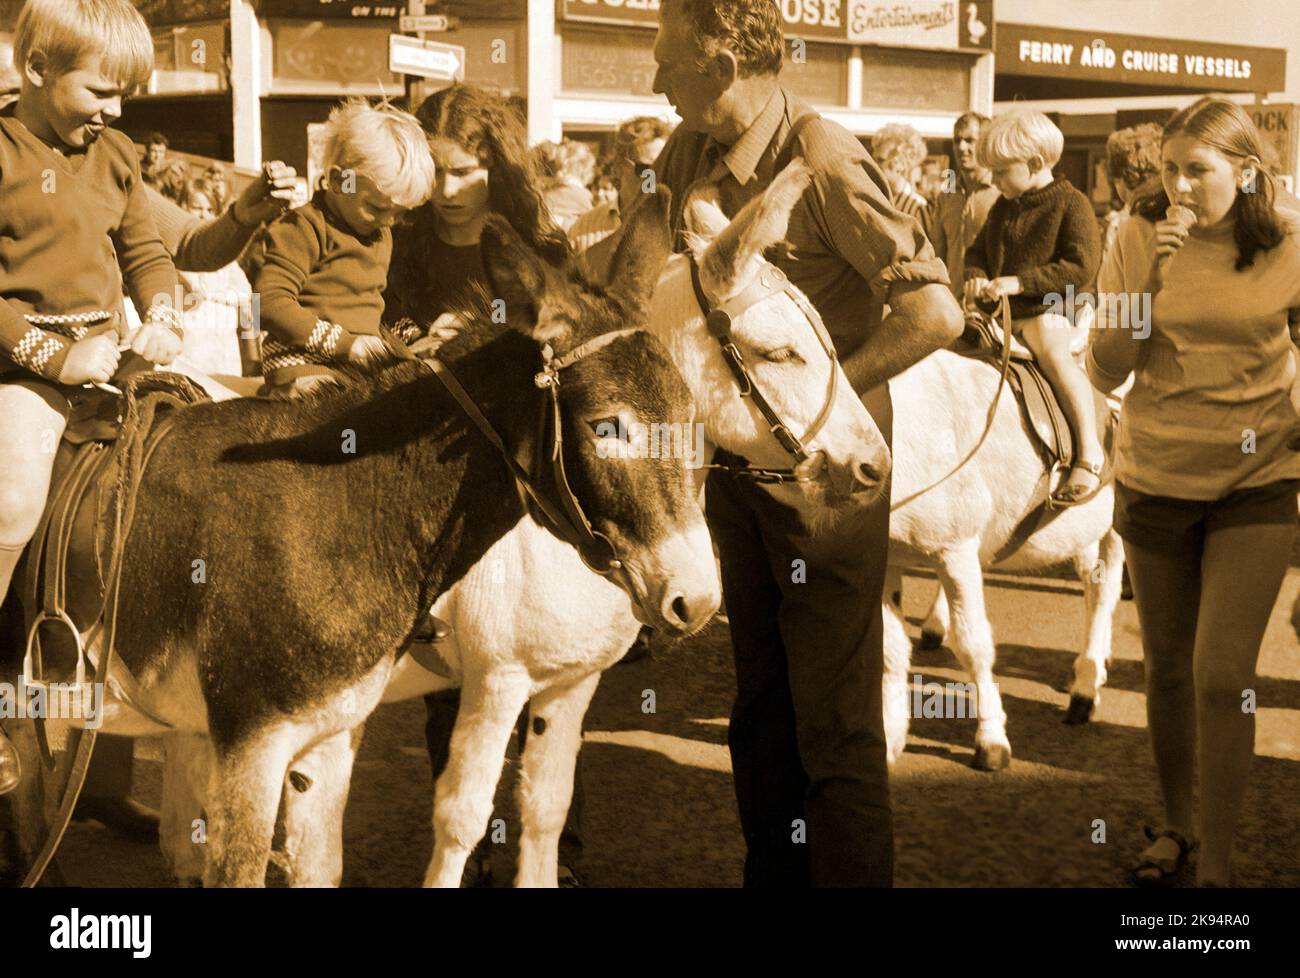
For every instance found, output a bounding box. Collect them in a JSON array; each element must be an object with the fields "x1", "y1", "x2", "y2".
[
  {"x1": 689, "y1": 255, "x2": 839, "y2": 484},
  {"x1": 425, "y1": 329, "x2": 639, "y2": 589}
]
